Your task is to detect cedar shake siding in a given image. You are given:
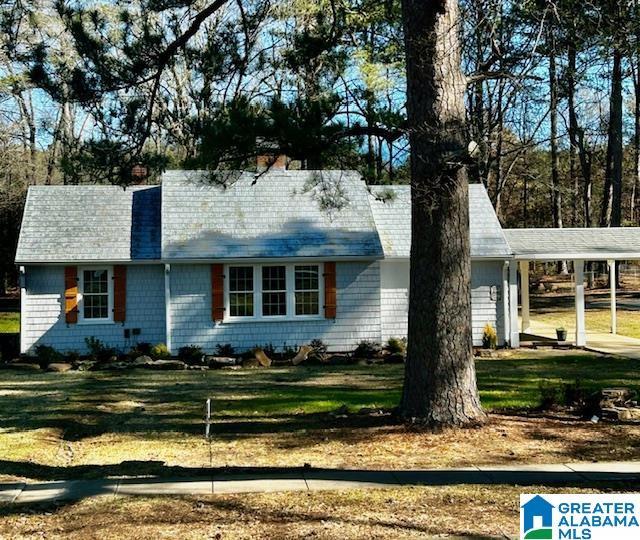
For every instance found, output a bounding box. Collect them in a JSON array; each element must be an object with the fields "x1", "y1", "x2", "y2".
[
  {"x1": 379, "y1": 260, "x2": 506, "y2": 347},
  {"x1": 168, "y1": 262, "x2": 381, "y2": 352},
  {"x1": 21, "y1": 265, "x2": 166, "y2": 354}
]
